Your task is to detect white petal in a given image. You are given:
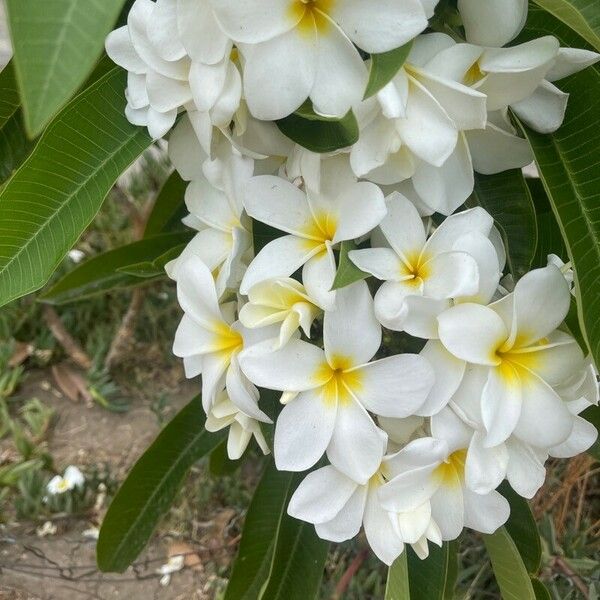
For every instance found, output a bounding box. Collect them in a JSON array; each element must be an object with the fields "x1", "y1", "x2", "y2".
[
  {"x1": 240, "y1": 235, "x2": 321, "y2": 294},
  {"x1": 430, "y1": 406, "x2": 473, "y2": 452},
  {"x1": 189, "y1": 59, "x2": 229, "y2": 112},
  {"x1": 548, "y1": 415, "x2": 597, "y2": 458},
  {"x1": 239, "y1": 338, "x2": 326, "y2": 392},
  {"x1": 349, "y1": 248, "x2": 404, "y2": 281},
  {"x1": 147, "y1": 0, "x2": 186, "y2": 61},
  {"x1": 364, "y1": 487, "x2": 405, "y2": 565},
  {"x1": 327, "y1": 396, "x2": 387, "y2": 484},
  {"x1": 513, "y1": 373, "x2": 573, "y2": 448},
  {"x1": 546, "y1": 48, "x2": 600, "y2": 82},
  {"x1": 450, "y1": 365, "x2": 487, "y2": 428},
  {"x1": 288, "y1": 466, "x2": 358, "y2": 524},
  {"x1": 173, "y1": 314, "x2": 220, "y2": 357},
  {"x1": 355, "y1": 355, "x2": 435, "y2": 418},
  {"x1": 403, "y1": 296, "x2": 451, "y2": 339},
  {"x1": 242, "y1": 28, "x2": 317, "y2": 120},
  {"x1": 465, "y1": 432, "x2": 508, "y2": 494},
  {"x1": 422, "y1": 251, "x2": 480, "y2": 299},
  {"x1": 379, "y1": 192, "x2": 426, "y2": 259},
  {"x1": 458, "y1": 0, "x2": 527, "y2": 47},
  {"x1": 506, "y1": 438, "x2": 546, "y2": 499},
  {"x1": 329, "y1": 0, "x2": 428, "y2": 53},
  {"x1": 332, "y1": 183, "x2": 387, "y2": 243},
  {"x1": 324, "y1": 281, "x2": 381, "y2": 367},
  {"x1": 105, "y1": 27, "x2": 146, "y2": 74},
  {"x1": 211, "y1": 0, "x2": 298, "y2": 43},
  {"x1": 430, "y1": 482, "x2": 464, "y2": 541},
  {"x1": 316, "y1": 486, "x2": 368, "y2": 542},
  {"x1": 302, "y1": 245, "x2": 338, "y2": 311},
  {"x1": 146, "y1": 107, "x2": 178, "y2": 139},
  {"x1": 418, "y1": 341, "x2": 466, "y2": 416},
  {"x1": 310, "y1": 16, "x2": 367, "y2": 118},
  {"x1": 438, "y1": 304, "x2": 508, "y2": 366},
  {"x1": 244, "y1": 176, "x2": 314, "y2": 236},
  {"x1": 168, "y1": 116, "x2": 208, "y2": 180},
  {"x1": 463, "y1": 489, "x2": 509, "y2": 534},
  {"x1": 481, "y1": 364, "x2": 523, "y2": 447},
  {"x1": 274, "y1": 388, "x2": 337, "y2": 472},
  {"x1": 511, "y1": 80, "x2": 569, "y2": 134},
  {"x1": 373, "y1": 280, "x2": 413, "y2": 331},
  {"x1": 226, "y1": 357, "x2": 272, "y2": 423},
  {"x1": 176, "y1": 257, "x2": 222, "y2": 326}
]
